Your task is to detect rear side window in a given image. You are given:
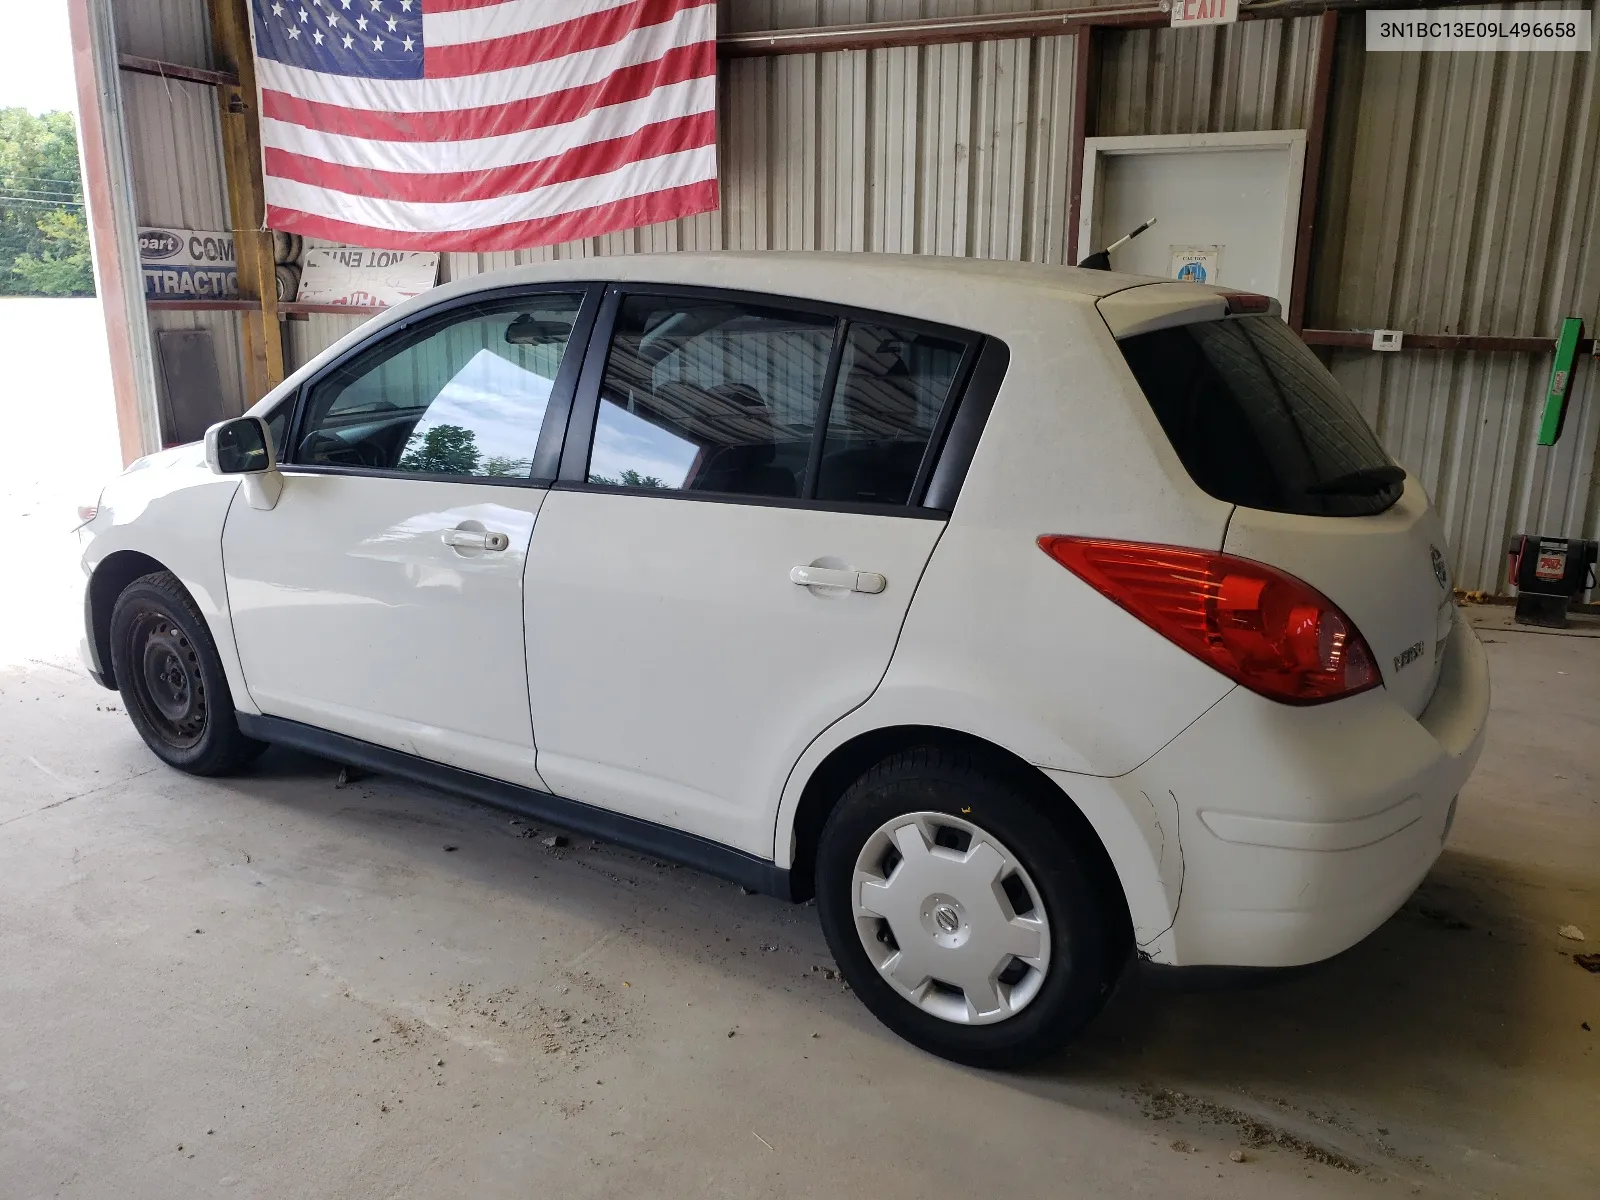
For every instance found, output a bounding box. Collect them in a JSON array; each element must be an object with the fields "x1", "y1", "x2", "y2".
[
  {"x1": 816, "y1": 323, "x2": 966, "y2": 505},
  {"x1": 589, "y1": 297, "x2": 836, "y2": 498},
  {"x1": 1118, "y1": 316, "x2": 1401, "y2": 517},
  {"x1": 585, "y1": 295, "x2": 976, "y2": 508}
]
